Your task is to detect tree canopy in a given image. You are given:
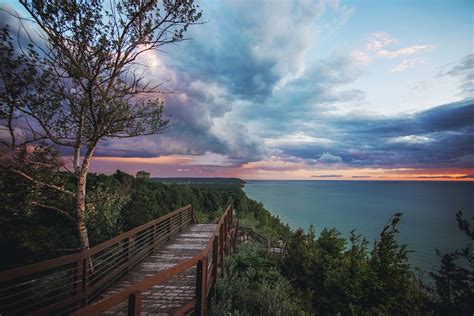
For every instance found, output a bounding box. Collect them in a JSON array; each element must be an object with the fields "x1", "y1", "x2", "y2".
[{"x1": 1, "y1": 0, "x2": 202, "y2": 252}]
